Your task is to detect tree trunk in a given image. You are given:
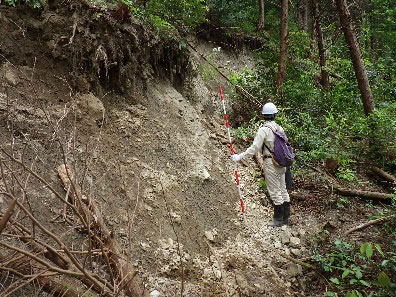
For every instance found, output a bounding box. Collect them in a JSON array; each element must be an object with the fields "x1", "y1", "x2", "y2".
[
  {"x1": 276, "y1": 0, "x2": 289, "y2": 93},
  {"x1": 312, "y1": 0, "x2": 330, "y2": 88},
  {"x1": 303, "y1": 0, "x2": 309, "y2": 32},
  {"x1": 335, "y1": 0, "x2": 375, "y2": 115},
  {"x1": 257, "y1": 0, "x2": 265, "y2": 32}
]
